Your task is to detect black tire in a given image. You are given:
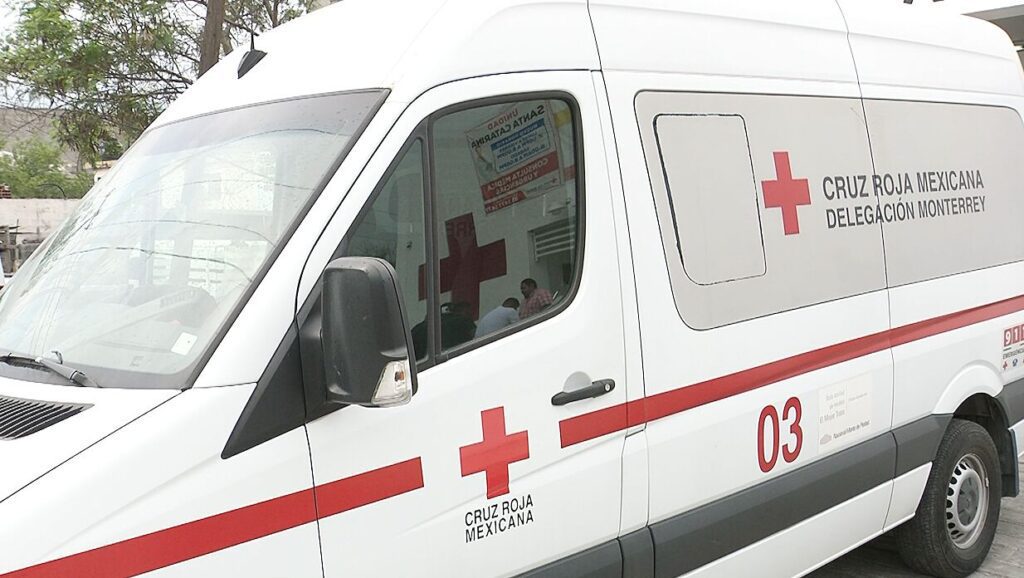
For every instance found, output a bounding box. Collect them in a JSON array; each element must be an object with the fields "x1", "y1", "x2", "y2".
[{"x1": 897, "y1": 419, "x2": 1002, "y2": 577}]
